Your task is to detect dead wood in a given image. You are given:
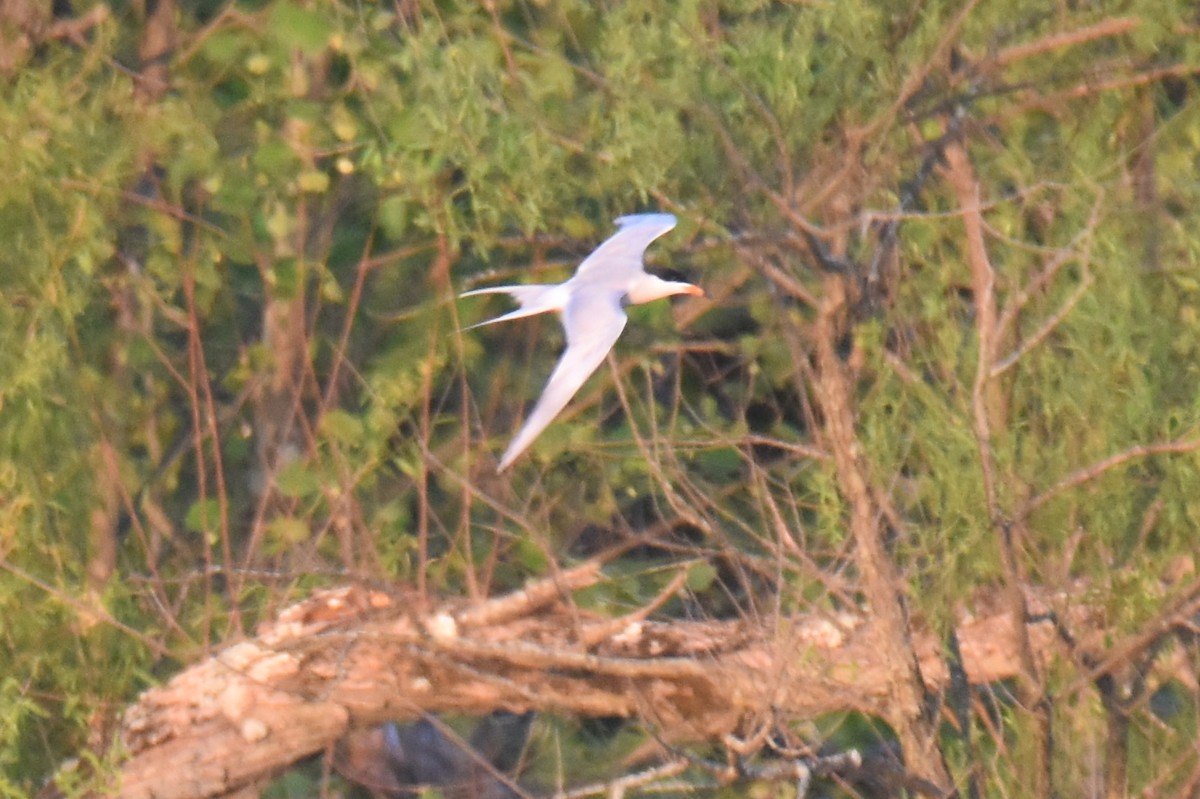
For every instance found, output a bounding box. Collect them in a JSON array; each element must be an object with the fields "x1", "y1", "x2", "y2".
[{"x1": 104, "y1": 556, "x2": 1145, "y2": 799}]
